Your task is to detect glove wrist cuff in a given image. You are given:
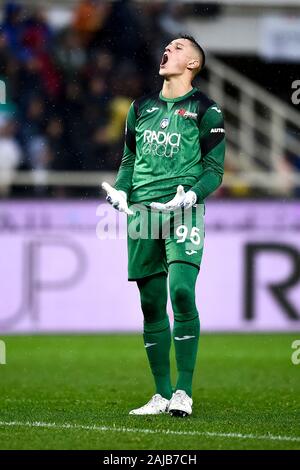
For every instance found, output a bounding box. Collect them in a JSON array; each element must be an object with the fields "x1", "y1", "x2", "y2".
[
  {"x1": 187, "y1": 190, "x2": 197, "y2": 204},
  {"x1": 118, "y1": 190, "x2": 127, "y2": 201}
]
